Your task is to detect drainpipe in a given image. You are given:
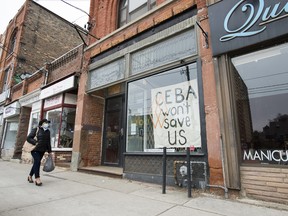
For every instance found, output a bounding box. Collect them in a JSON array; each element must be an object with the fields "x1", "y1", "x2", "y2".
[
  {"x1": 43, "y1": 63, "x2": 49, "y2": 86},
  {"x1": 206, "y1": 135, "x2": 229, "y2": 198}
]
